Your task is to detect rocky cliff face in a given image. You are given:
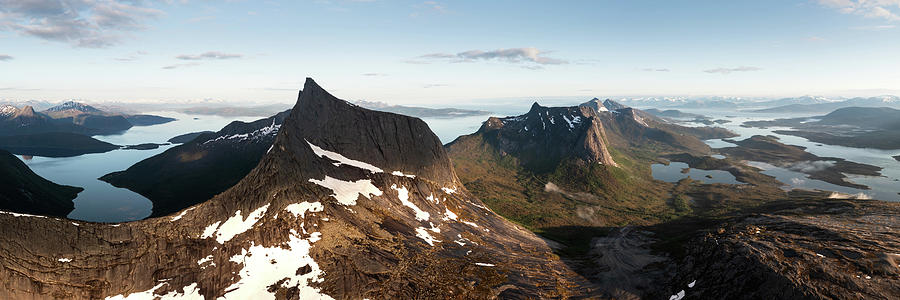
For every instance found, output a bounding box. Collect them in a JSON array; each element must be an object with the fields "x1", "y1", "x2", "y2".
[
  {"x1": 0, "y1": 150, "x2": 82, "y2": 217},
  {"x1": 655, "y1": 199, "x2": 900, "y2": 300},
  {"x1": 0, "y1": 78, "x2": 593, "y2": 299},
  {"x1": 101, "y1": 110, "x2": 291, "y2": 217},
  {"x1": 455, "y1": 102, "x2": 618, "y2": 172}
]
